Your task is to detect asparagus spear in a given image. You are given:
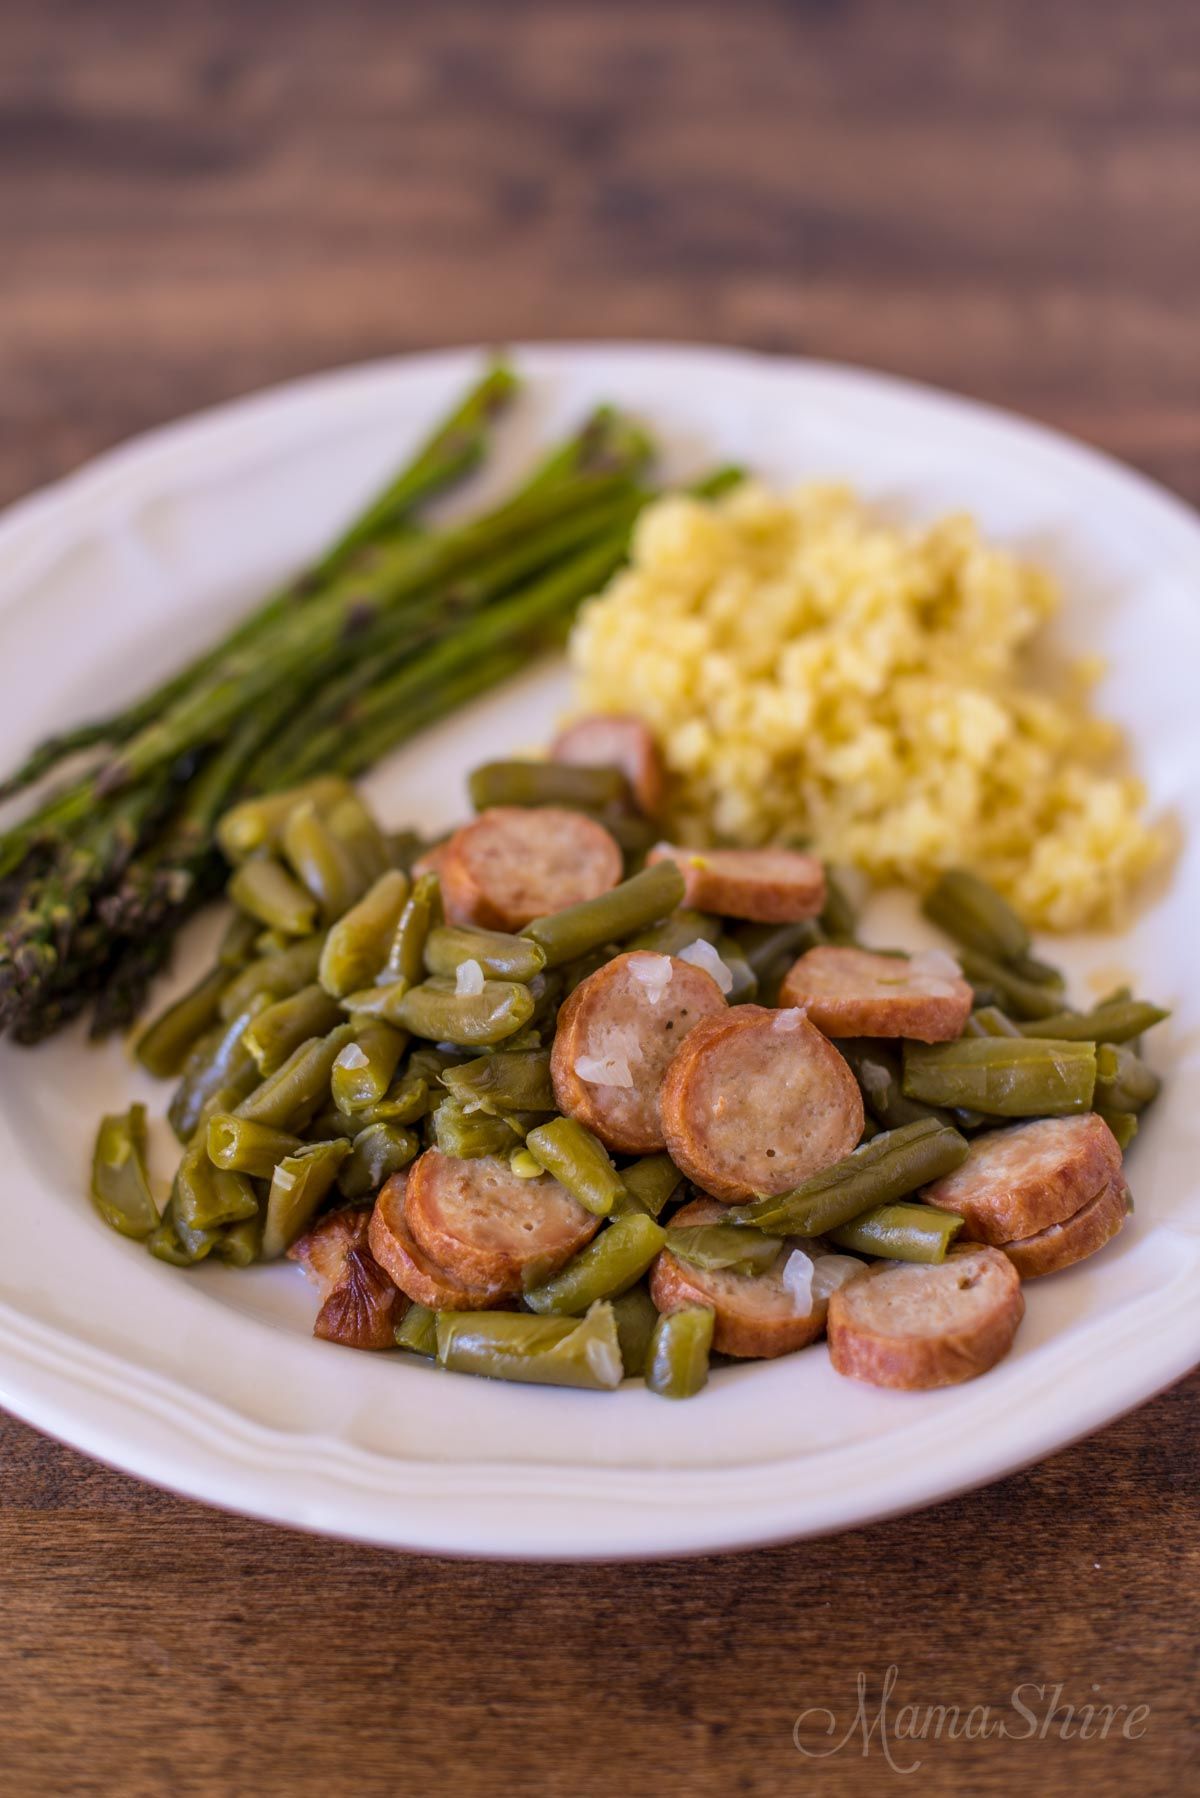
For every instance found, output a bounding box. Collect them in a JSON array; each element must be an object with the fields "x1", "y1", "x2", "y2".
[
  {"x1": 0, "y1": 361, "x2": 520, "y2": 804},
  {"x1": 0, "y1": 383, "x2": 663, "y2": 1043}
]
